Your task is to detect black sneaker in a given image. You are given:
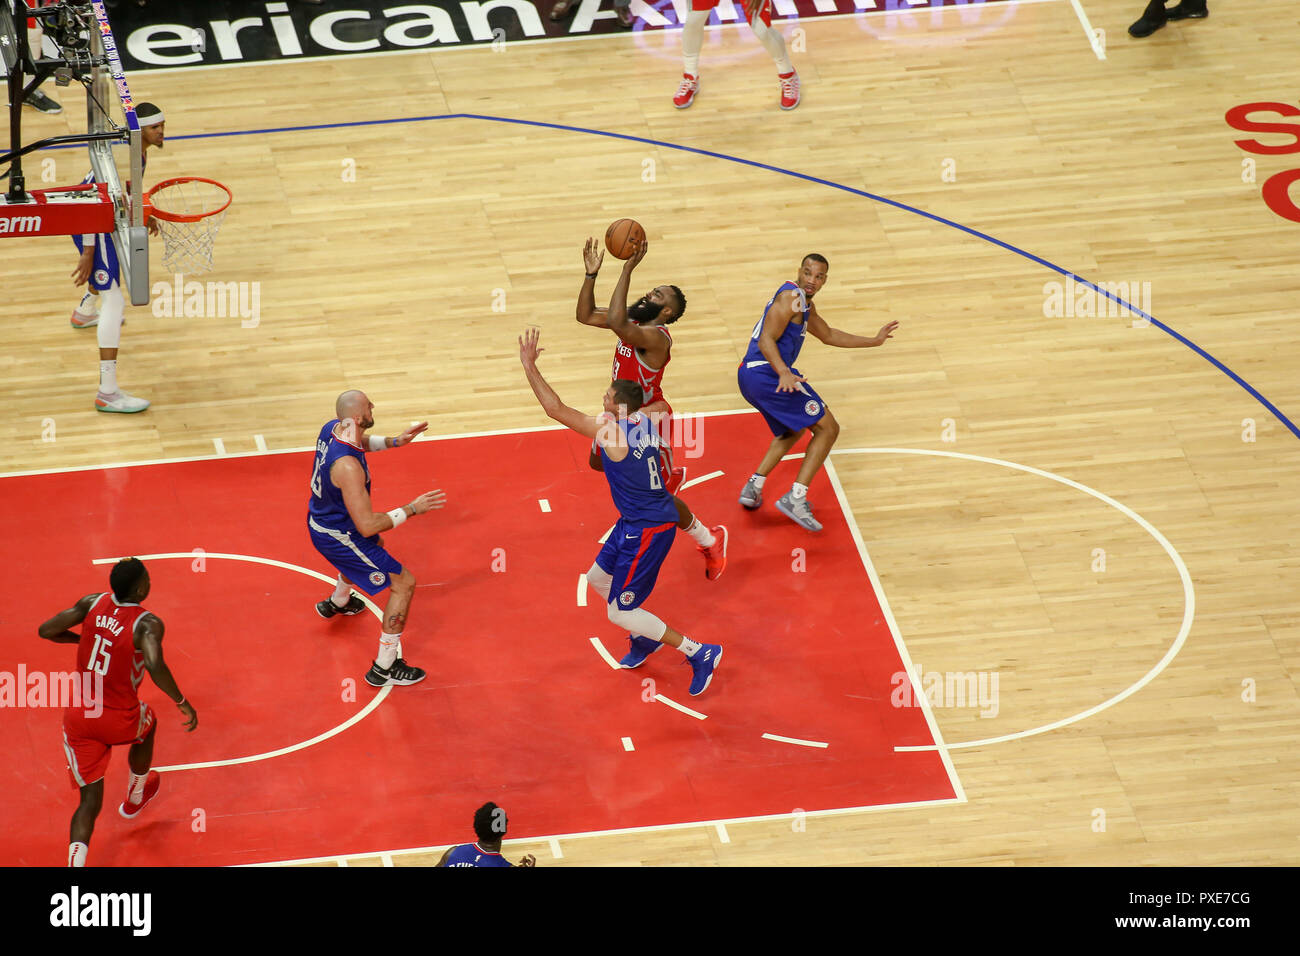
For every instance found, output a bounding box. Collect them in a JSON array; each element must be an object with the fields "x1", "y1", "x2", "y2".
[
  {"x1": 316, "y1": 595, "x2": 366, "y2": 618},
  {"x1": 24, "y1": 90, "x2": 63, "y2": 114},
  {"x1": 1128, "y1": 0, "x2": 1168, "y2": 37},
  {"x1": 1166, "y1": 0, "x2": 1207, "y2": 19},
  {"x1": 364, "y1": 658, "x2": 426, "y2": 687}
]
